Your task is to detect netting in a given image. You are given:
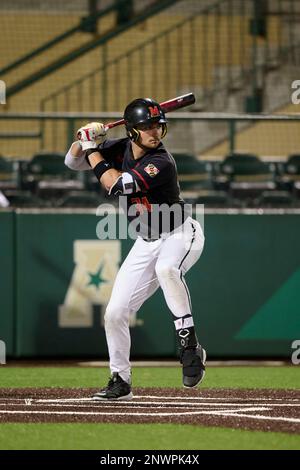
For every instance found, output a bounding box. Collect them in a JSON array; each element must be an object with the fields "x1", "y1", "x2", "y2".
[
  {"x1": 0, "y1": 0, "x2": 300, "y2": 158},
  {"x1": 1, "y1": 112, "x2": 300, "y2": 160}
]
